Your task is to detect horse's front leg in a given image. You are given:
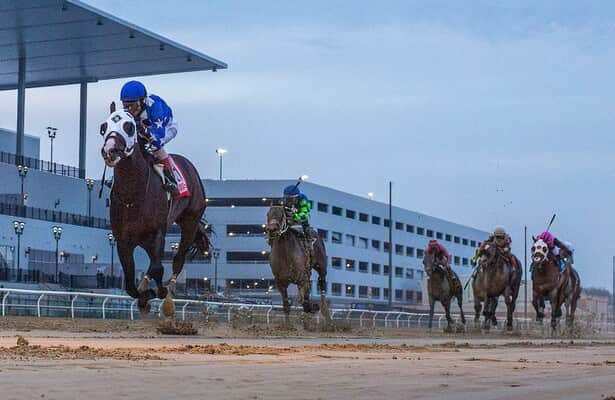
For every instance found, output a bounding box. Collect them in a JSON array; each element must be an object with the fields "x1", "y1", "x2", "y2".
[
  {"x1": 117, "y1": 240, "x2": 139, "y2": 299},
  {"x1": 142, "y1": 230, "x2": 172, "y2": 316}
]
